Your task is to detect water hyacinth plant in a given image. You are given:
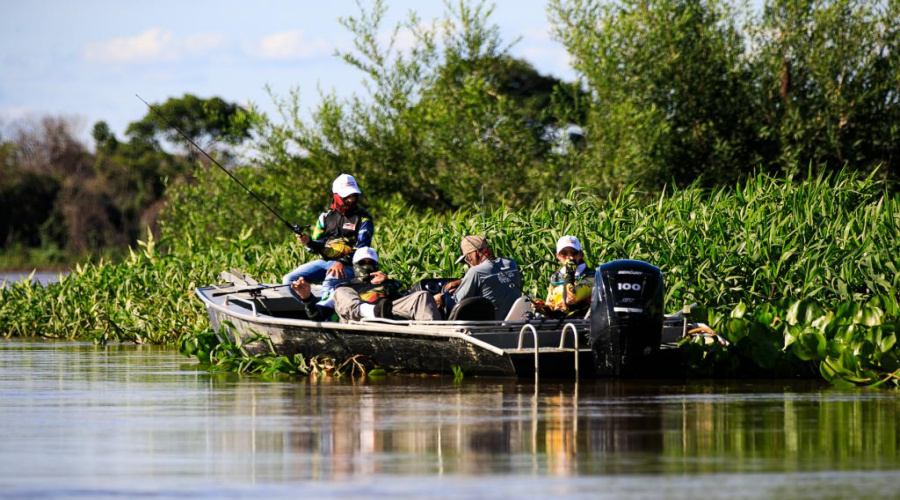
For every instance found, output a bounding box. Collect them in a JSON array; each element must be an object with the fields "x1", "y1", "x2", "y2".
[
  {"x1": 681, "y1": 296, "x2": 900, "y2": 387},
  {"x1": 1, "y1": 169, "x2": 897, "y2": 386}
]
